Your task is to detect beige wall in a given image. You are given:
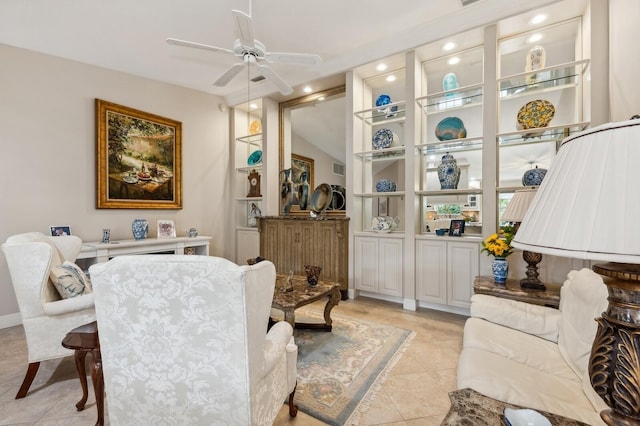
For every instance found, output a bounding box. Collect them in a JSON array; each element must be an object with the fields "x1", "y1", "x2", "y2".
[
  {"x1": 0, "y1": 44, "x2": 231, "y2": 325},
  {"x1": 609, "y1": 0, "x2": 640, "y2": 121}
]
